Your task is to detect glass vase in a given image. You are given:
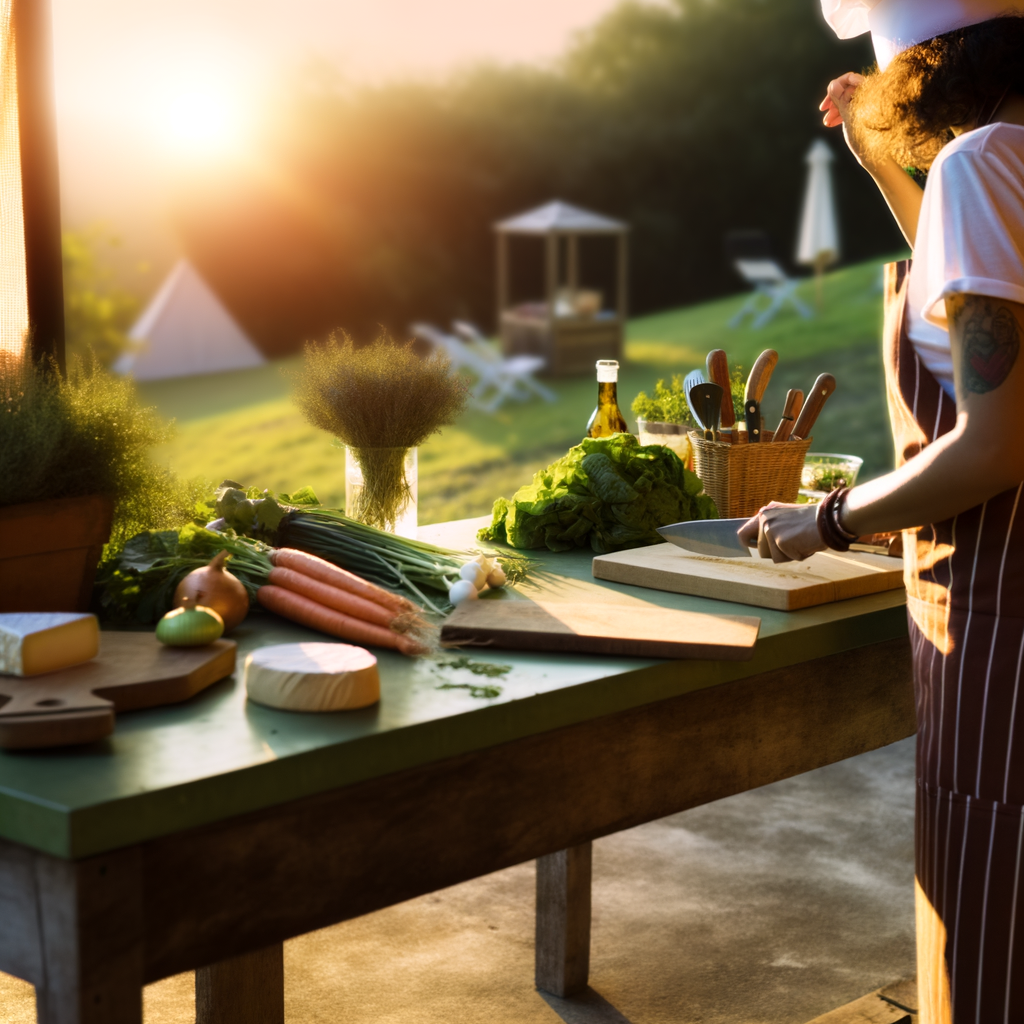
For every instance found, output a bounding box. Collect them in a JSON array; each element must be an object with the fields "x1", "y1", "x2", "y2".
[{"x1": 345, "y1": 446, "x2": 418, "y2": 539}]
